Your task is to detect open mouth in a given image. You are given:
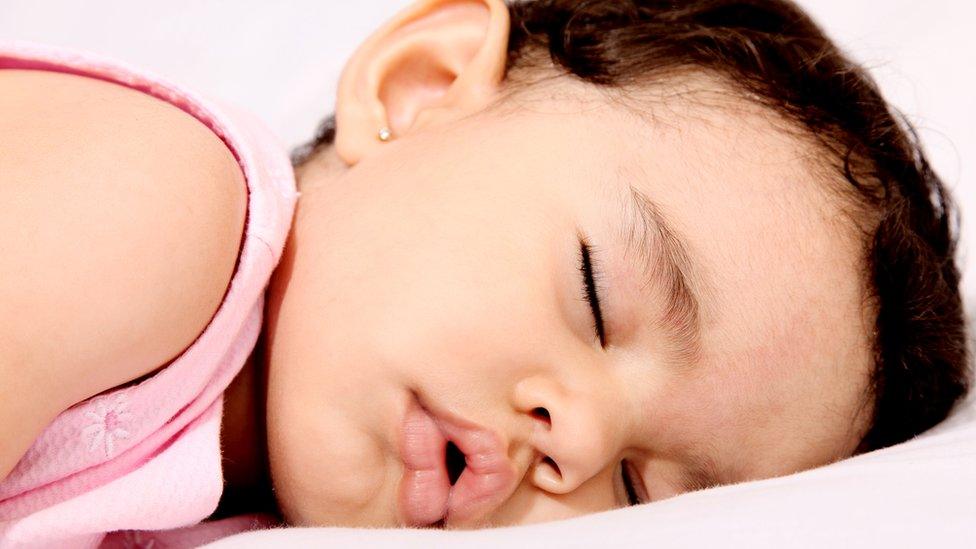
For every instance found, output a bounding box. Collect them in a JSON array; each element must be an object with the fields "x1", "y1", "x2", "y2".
[
  {"x1": 396, "y1": 392, "x2": 516, "y2": 528},
  {"x1": 428, "y1": 442, "x2": 467, "y2": 529},
  {"x1": 446, "y1": 441, "x2": 466, "y2": 486}
]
